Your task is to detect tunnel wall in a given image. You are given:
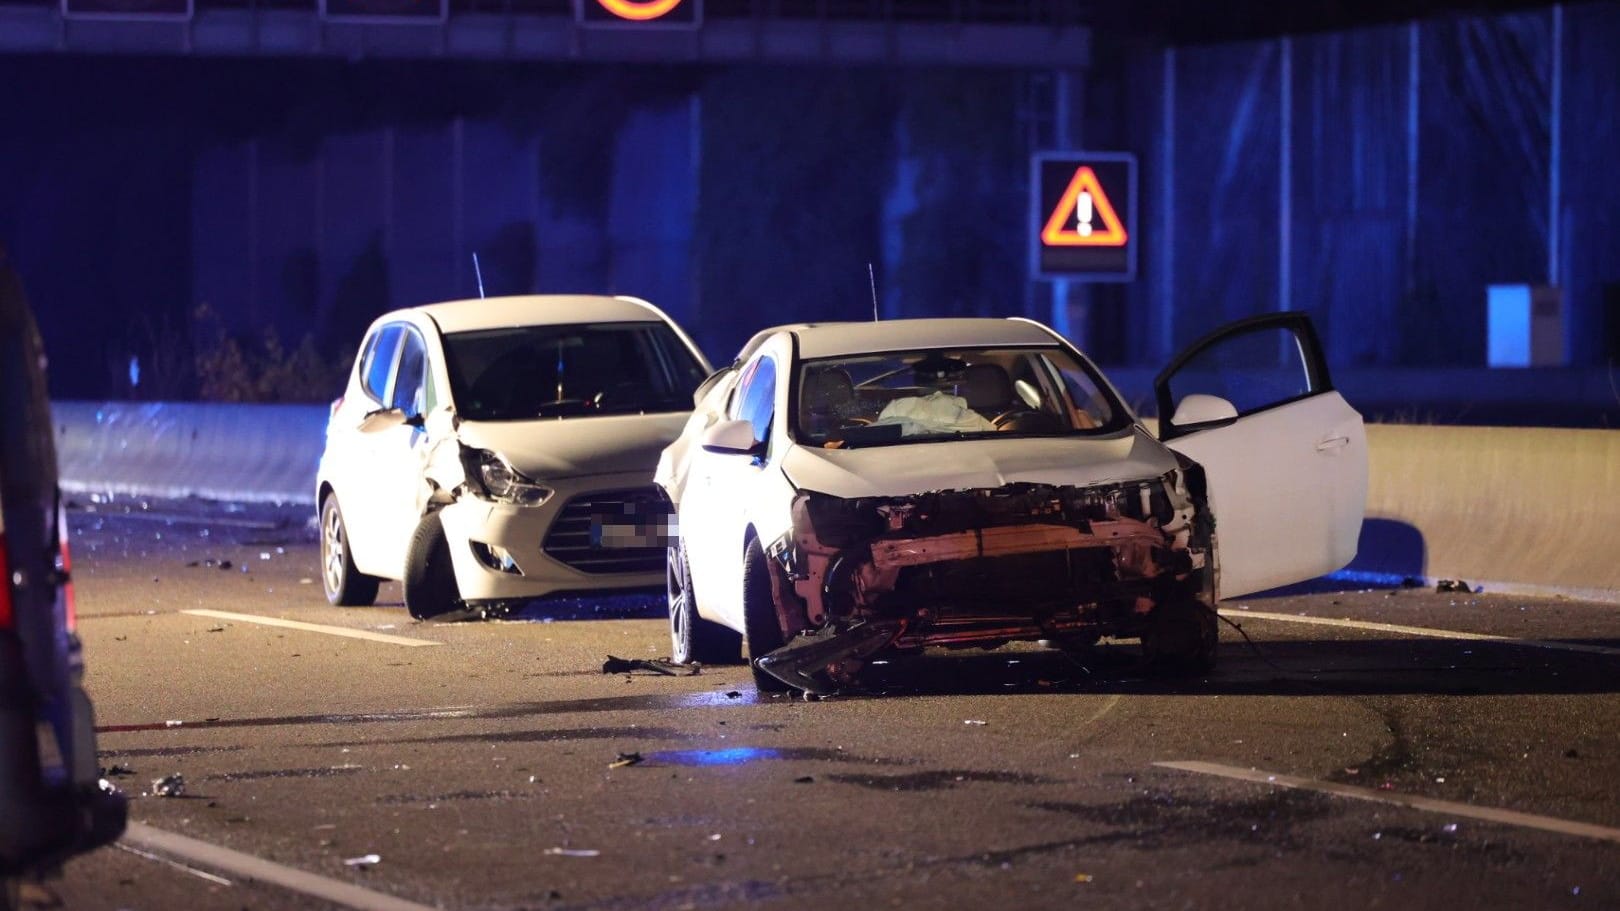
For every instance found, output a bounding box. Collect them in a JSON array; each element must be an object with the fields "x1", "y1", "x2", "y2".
[{"x1": 50, "y1": 401, "x2": 1620, "y2": 600}]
